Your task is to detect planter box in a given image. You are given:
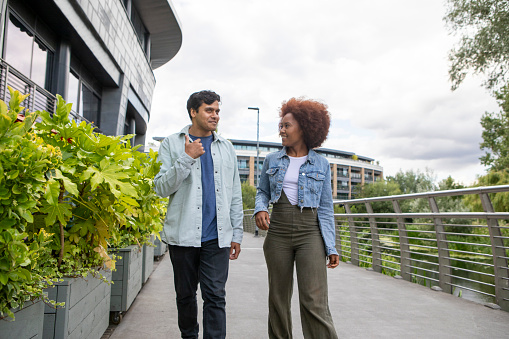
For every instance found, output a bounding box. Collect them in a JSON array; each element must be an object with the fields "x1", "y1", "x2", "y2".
[
  {"x1": 153, "y1": 232, "x2": 167, "y2": 258},
  {"x1": 109, "y1": 245, "x2": 142, "y2": 316},
  {"x1": 43, "y1": 269, "x2": 112, "y2": 339},
  {"x1": 0, "y1": 299, "x2": 44, "y2": 338},
  {"x1": 142, "y1": 235, "x2": 155, "y2": 284}
]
